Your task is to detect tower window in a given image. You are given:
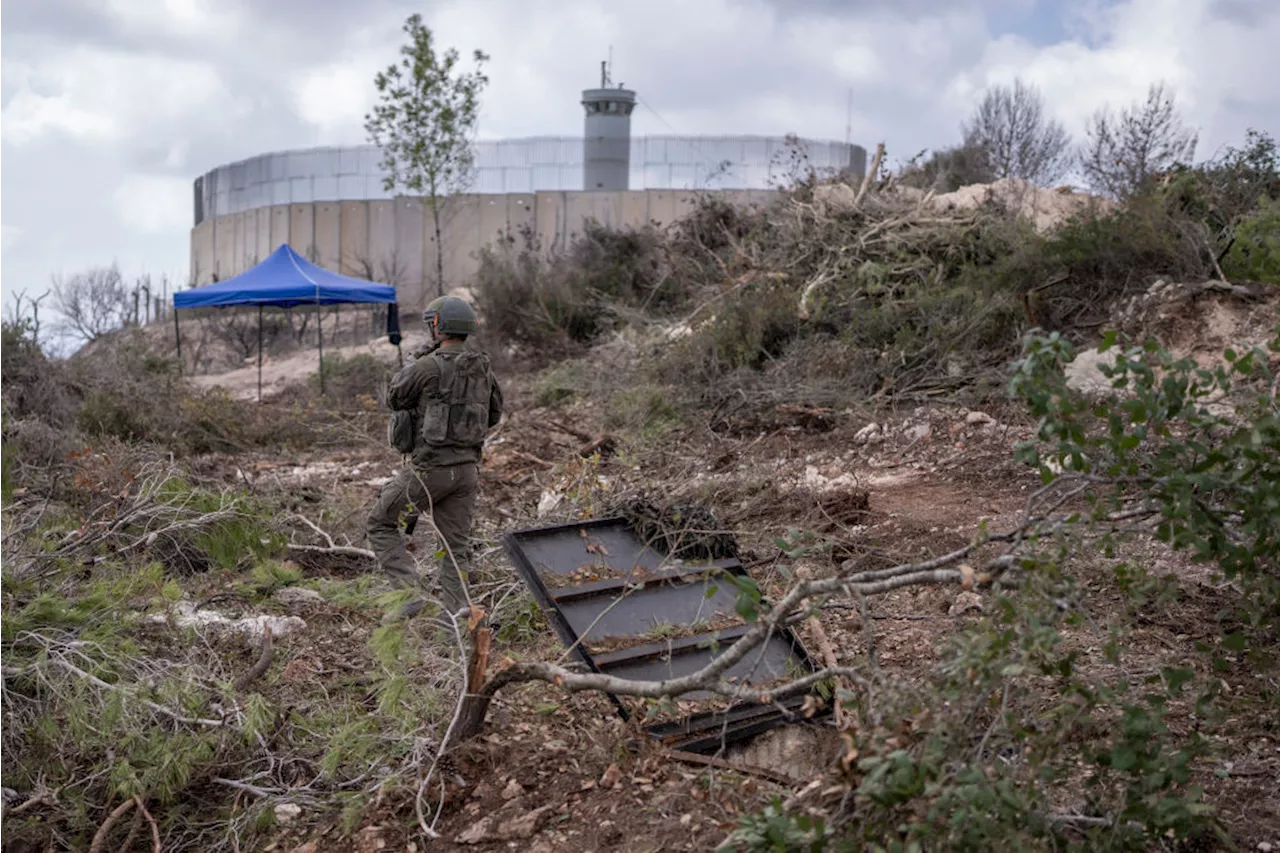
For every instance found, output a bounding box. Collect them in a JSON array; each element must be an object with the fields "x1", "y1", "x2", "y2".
[{"x1": 606, "y1": 101, "x2": 618, "y2": 113}]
